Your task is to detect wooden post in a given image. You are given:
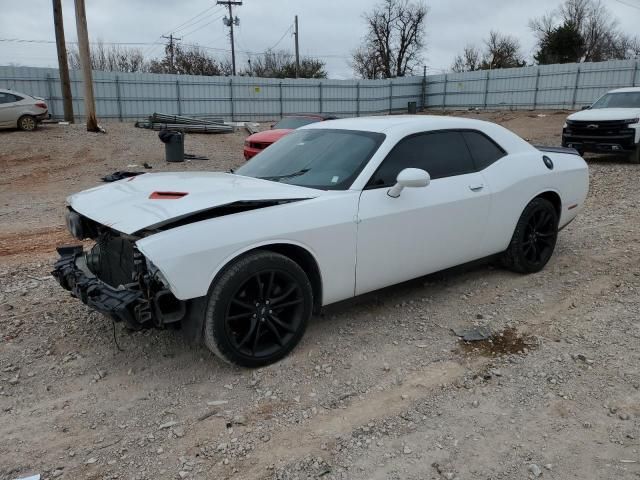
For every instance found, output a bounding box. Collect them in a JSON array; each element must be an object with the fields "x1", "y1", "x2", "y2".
[
  {"x1": 74, "y1": 0, "x2": 99, "y2": 131},
  {"x1": 356, "y1": 82, "x2": 360, "y2": 117},
  {"x1": 52, "y1": 0, "x2": 73, "y2": 122},
  {"x1": 318, "y1": 82, "x2": 323, "y2": 113},
  {"x1": 279, "y1": 81, "x2": 283, "y2": 118}
]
